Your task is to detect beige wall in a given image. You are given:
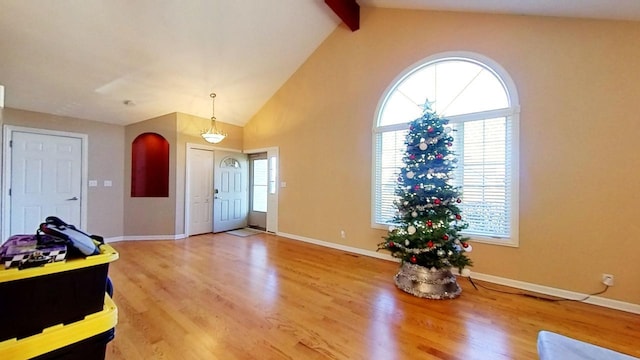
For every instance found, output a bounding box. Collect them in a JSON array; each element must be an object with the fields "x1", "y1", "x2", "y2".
[
  {"x1": 124, "y1": 113, "x2": 178, "y2": 236},
  {"x1": 123, "y1": 112, "x2": 243, "y2": 237},
  {"x1": 0, "y1": 107, "x2": 125, "y2": 237},
  {"x1": 244, "y1": 8, "x2": 640, "y2": 304}
]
